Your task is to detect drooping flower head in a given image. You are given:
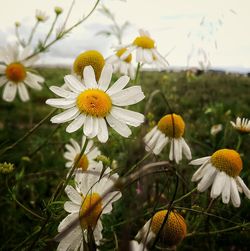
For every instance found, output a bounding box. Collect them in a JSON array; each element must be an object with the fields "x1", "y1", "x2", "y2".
[
  {"x1": 190, "y1": 149, "x2": 250, "y2": 207},
  {"x1": 136, "y1": 210, "x2": 187, "y2": 248},
  {"x1": 0, "y1": 45, "x2": 44, "y2": 102},
  {"x1": 64, "y1": 136, "x2": 101, "y2": 173},
  {"x1": 56, "y1": 165, "x2": 121, "y2": 250},
  {"x1": 35, "y1": 10, "x2": 49, "y2": 22},
  {"x1": 73, "y1": 50, "x2": 105, "y2": 81},
  {"x1": 120, "y1": 29, "x2": 168, "y2": 68},
  {"x1": 106, "y1": 48, "x2": 135, "y2": 79},
  {"x1": 230, "y1": 117, "x2": 250, "y2": 134},
  {"x1": 46, "y1": 64, "x2": 145, "y2": 143},
  {"x1": 144, "y1": 113, "x2": 191, "y2": 163}
]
